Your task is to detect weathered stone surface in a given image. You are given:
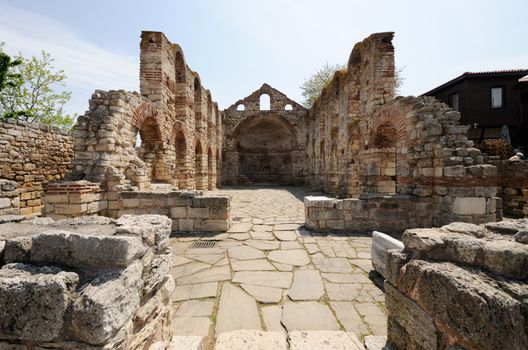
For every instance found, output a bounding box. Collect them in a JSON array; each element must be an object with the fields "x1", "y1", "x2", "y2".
[
  {"x1": 176, "y1": 265, "x2": 231, "y2": 285},
  {"x1": 287, "y1": 270, "x2": 324, "y2": 301},
  {"x1": 325, "y1": 282, "x2": 362, "y2": 301},
  {"x1": 171, "y1": 316, "x2": 211, "y2": 337},
  {"x1": 514, "y1": 230, "x2": 528, "y2": 244},
  {"x1": 176, "y1": 300, "x2": 214, "y2": 317},
  {"x1": 244, "y1": 240, "x2": 280, "y2": 250},
  {"x1": 371, "y1": 231, "x2": 403, "y2": 278},
  {"x1": 241, "y1": 284, "x2": 283, "y2": 303},
  {"x1": 331, "y1": 301, "x2": 369, "y2": 336},
  {"x1": 268, "y1": 249, "x2": 310, "y2": 266},
  {"x1": 31, "y1": 230, "x2": 146, "y2": 268},
  {"x1": 167, "y1": 336, "x2": 204, "y2": 350},
  {"x1": 71, "y1": 261, "x2": 143, "y2": 344},
  {"x1": 228, "y1": 245, "x2": 265, "y2": 260},
  {"x1": 273, "y1": 230, "x2": 298, "y2": 241},
  {"x1": 485, "y1": 219, "x2": 528, "y2": 235},
  {"x1": 215, "y1": 283, "x2": 262, "y2": 335},
  {"x1": 228, "y1": 223, "x2": 252, "y2": 233},
  {"x1": 312, "y1": 257, "x2": 354, "y2": 273},
  {"x1": 232, "y1": 271, "x2": 293, "y2": 288},
  {"x1": 400, "y1": 261, "x2": 528, "y2": 350},
  {"x1": 116, "y1": 214, "x2": 172, "y2": 251},
  {"x1": 384, "y1": 282, "x2": 437, "y2": 350},
  {"x1": 231, "y1": 259, "x2": 275, "y2": 271},
  {"x1": 441, "y1": 222, "x2": 491, "y2": 238},
  {"x1": 3, "y1": 237, "x2": 32, "y2": 263},
  {"x1": 215, "y1": 330, "x2": 288, "y2": 350},
  {"x1": 281, "y1": 302, "x2": 340, "y2": 331},
  {"x1": 364, "y1": 336, "x2": 391, "y2": 350},
  {"x1": 171, "y1": 282, "x2": 218, "y2": 301},
  {"x1": 288, "y1": 331, "x2": 365, "y2": 350},
  {"x1": 261, "y1": 305, "x2": 284, "y2": 332},
  {"x1": 0, "y1": 264, "x2": 78, "y2": 342}
]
